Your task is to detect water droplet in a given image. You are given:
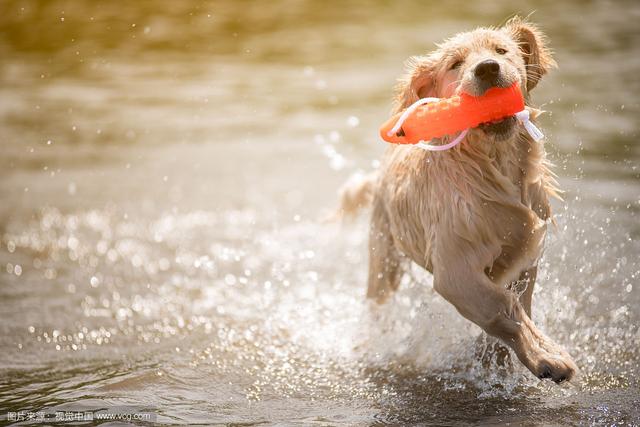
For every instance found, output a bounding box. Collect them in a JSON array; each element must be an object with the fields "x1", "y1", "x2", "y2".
[
  {"x1": 158, "y1": 258, "x2": 170, "y2": 271},
  {"x1": 67, "y1": 236, "x2": 79, "y2": 250},
  {"x1": 347, "y1": 116, "x2": 360, "y2": 127}
]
